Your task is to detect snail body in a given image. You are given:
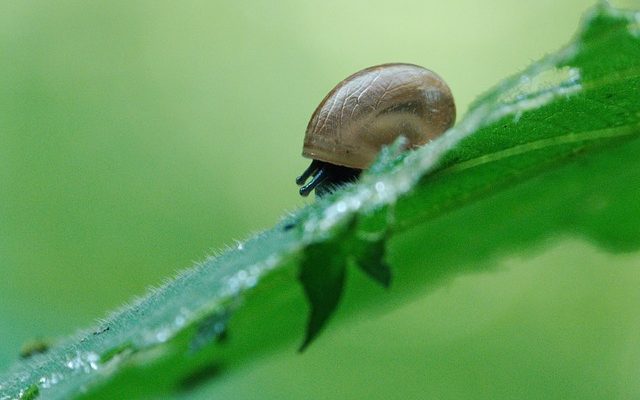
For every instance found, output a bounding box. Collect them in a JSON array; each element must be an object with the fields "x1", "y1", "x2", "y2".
[{"x1": 296, "y1": 63, "x2": 456, "y2": 197}]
